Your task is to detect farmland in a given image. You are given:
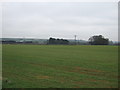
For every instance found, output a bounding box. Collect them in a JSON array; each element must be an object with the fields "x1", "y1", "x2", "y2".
[{"x1": 2, "y1": 44, "x2": 118, "y2": 88}]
